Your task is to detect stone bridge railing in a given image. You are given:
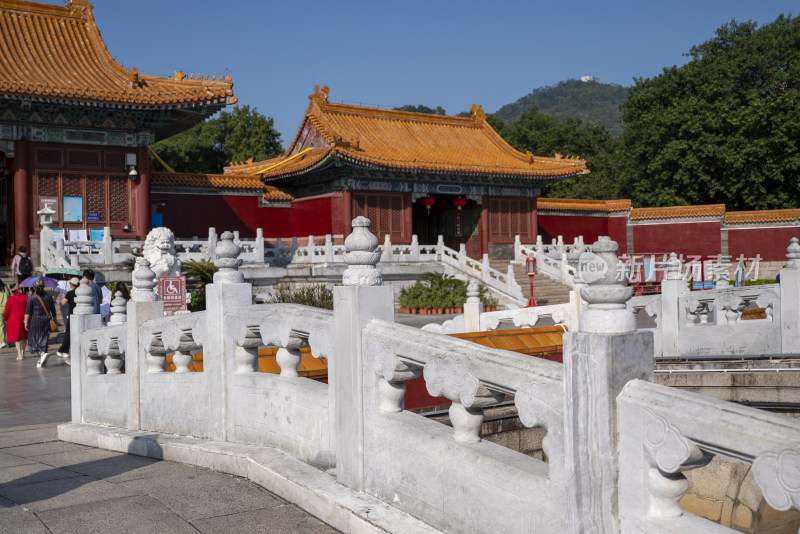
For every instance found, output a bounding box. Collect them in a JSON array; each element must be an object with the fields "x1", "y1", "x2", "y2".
[{"x1": 59, "y1": 226, "x2": 800, "y2": 534}]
